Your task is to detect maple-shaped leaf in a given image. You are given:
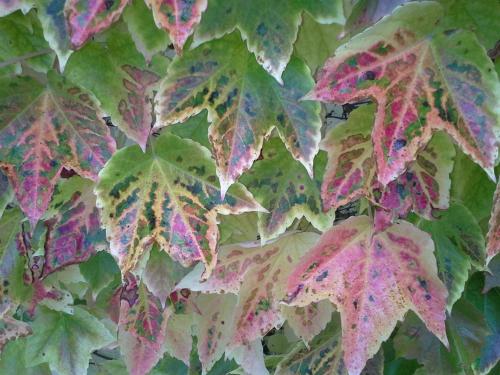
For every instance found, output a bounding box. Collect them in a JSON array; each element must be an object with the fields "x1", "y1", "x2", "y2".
[
  {"x1": 321, "y1": 105, "x2": 455, "y2": 219},
  {"x1": 119, "y1": 273, "x2": 170, "y2": 375},
  {"x1": 310, "y1": 2, "x2": 500, "y2": 185},
  {"x1": 145, "y1": 0, "x2": 207, "y2": 53},
  {"x1": 395, "y1": 300, "x2": 489, "y2": 375},
  {"x1": 155, "y1": 33, "x2": 322, "y2": 195},
  {"x1": 95, "y1": 132, "x2": 262, "y2": 277},
  {"x1": 66, "y1": 23, "x2": 167, "y2": 150},
  {"x1": 192, "y1": 0, "x2": 344, "y2": 81},
  {"x1": 276, "y1": 317, "x2": 384, "y2": 375},
  {"x1": 178, "y1": 232, "x2": 320, "y2": 346},
  {"x1": 241, "y1": 138, "x2": 335, "y2": 242},
  {"x1": 25, "y1": 305, "x2": 114, "y2": 375},
  {"x1": 421, "y1": 203, "x2": 485, "y2": 310},
  {"x1": 33, "y1": 176, "x2": 107, "y2": 279},
  {"x1": 487, "y1": 182, "x2": 500, "y2": 263},
  {"x1": 123, "y1": 0, "x2": 171, "y2": 62},
  {"x1": 286, "y1": 215, "x2": 448, "y2": 375},
  {"x1": 0, "y1": 73, "x2": 115, "y2": 225}
]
